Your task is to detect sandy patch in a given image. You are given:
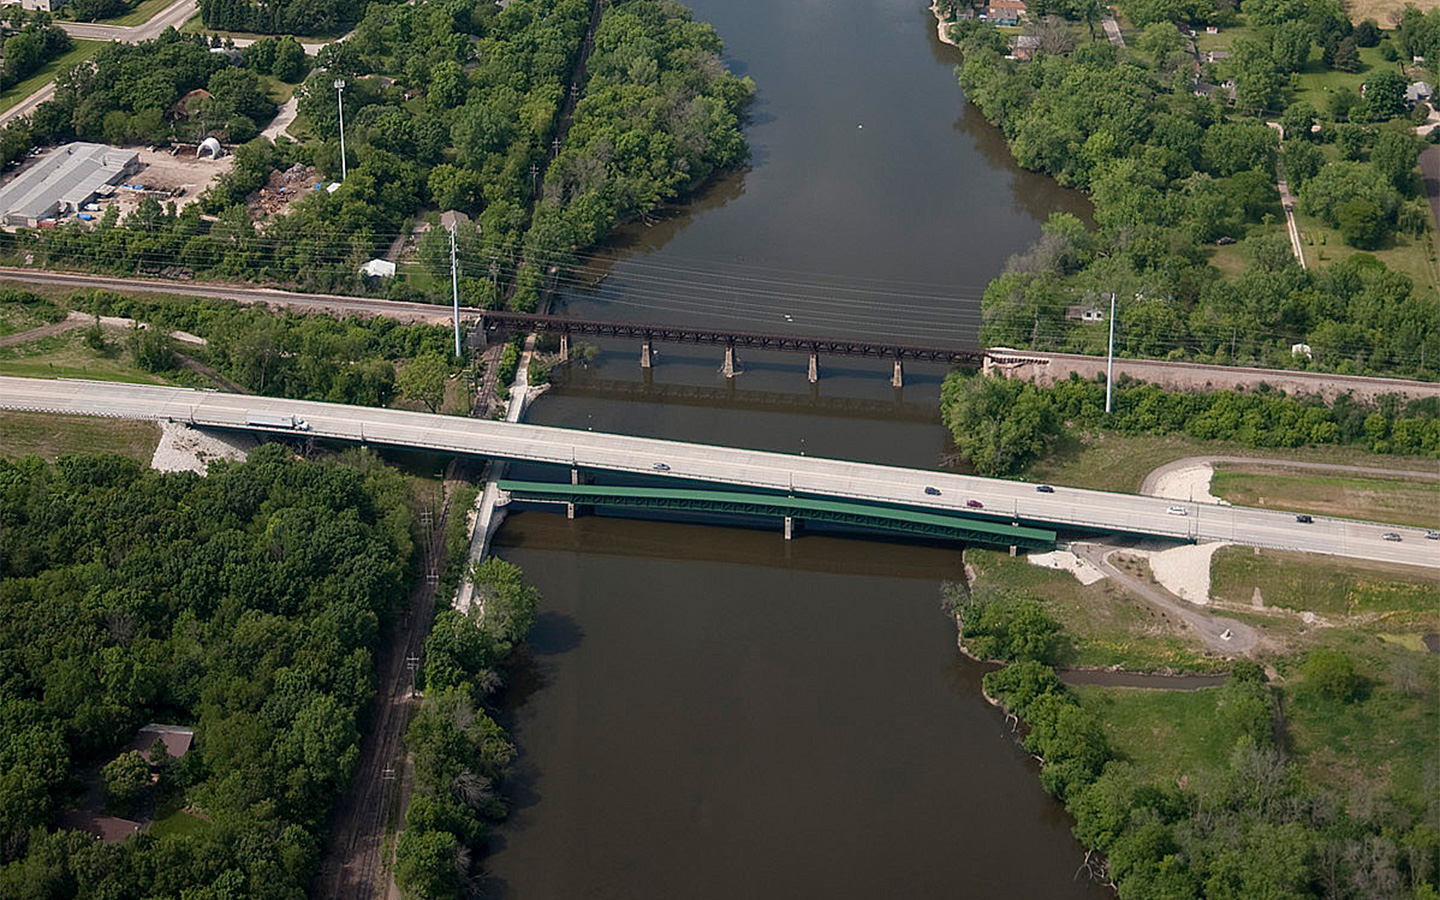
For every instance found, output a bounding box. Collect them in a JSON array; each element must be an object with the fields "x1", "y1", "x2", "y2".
[
  {"x1": 1028, "y1": 549, "x2": 1107, "y2": 585},
  {"x1": 151, "y1": 421, "x2": 253, "y2": 474},
  {"x1": 1149, "y1": 462, "x2": 1224, "y2": 503},
  {"x1": 1118, "y1": 542, "x2": 1231, "y2": 605}
]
